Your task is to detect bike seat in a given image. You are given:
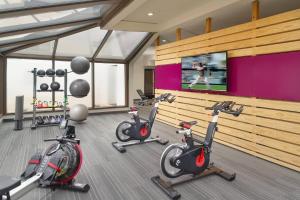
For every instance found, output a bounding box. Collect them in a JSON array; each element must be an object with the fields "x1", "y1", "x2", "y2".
[
  {"x1": 179, "y1": 121, "x2": 198, "y2": 129},
  {"x1": 0, "y1": 175, "x2": 21, "y2": 195}
]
